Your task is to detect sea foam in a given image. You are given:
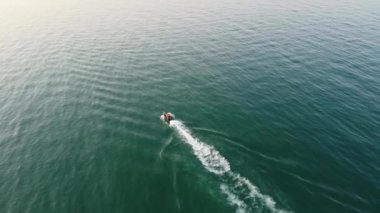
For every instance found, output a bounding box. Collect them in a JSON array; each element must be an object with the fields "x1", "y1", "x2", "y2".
[{"x1": 168, "y1": 119, "x2": 289, "y2": 213}]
